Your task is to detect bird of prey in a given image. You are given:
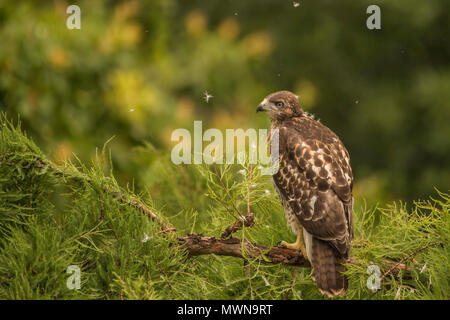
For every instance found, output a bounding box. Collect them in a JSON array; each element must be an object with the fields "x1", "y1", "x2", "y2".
[{"x1": 257, "y1": 90, "x2": 353, "y2": 297}]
